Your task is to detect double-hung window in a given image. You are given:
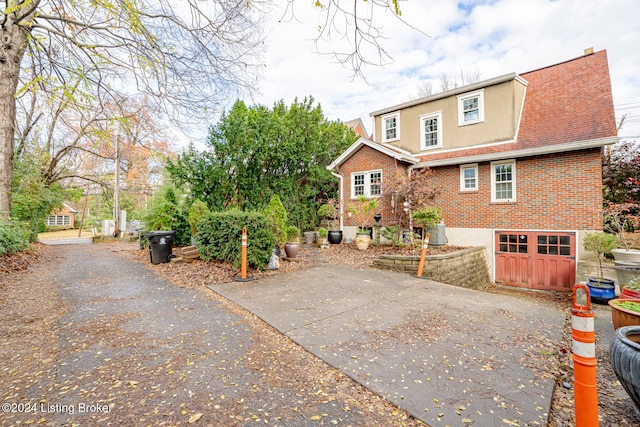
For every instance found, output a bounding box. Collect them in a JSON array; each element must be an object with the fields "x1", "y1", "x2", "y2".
[
  {"x1": 491, "y1": 160, "x2": 516, "y2": 202},
  {"x1": 419, "y1": 112, "x2": 443, "y2": 150},
  {"x1": 382, "y1": 112, "x2": 400, "y2": 142},
  {"x1": 352, "y1": 170, "x2": 382, "y2": 198},
  {"x1": 457, "y1": 90, "x2": 485, "y2": 126},
  {"x1": 460, "y1": 164, "x2": 478, "y2": 191}
]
